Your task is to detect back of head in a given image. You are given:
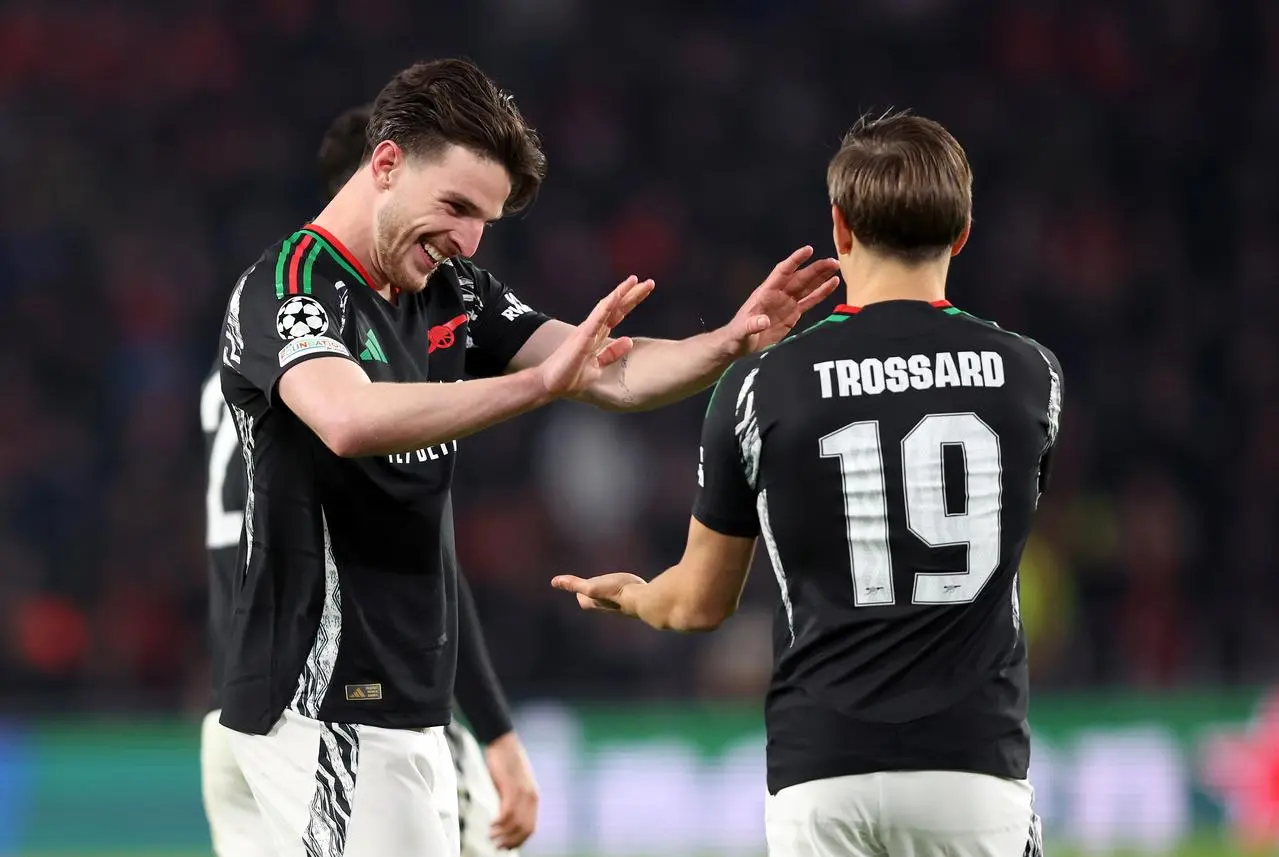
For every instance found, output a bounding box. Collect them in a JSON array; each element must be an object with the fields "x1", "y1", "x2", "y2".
[
  {"x1": 827, "y1": 111, "x2": 972, "y2": 265},
  {"x1": 367, "y1": 58, "x2": 547, "y2": 214},
  {"x1": 318, "y1": 104, "x2": 373, "y2": 199}
]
